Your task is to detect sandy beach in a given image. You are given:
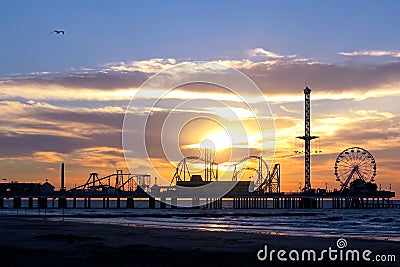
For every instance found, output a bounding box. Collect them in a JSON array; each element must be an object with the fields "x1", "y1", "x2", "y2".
[{"x1": 0, "y1": 216, "x2": 398, "y2": 267}]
